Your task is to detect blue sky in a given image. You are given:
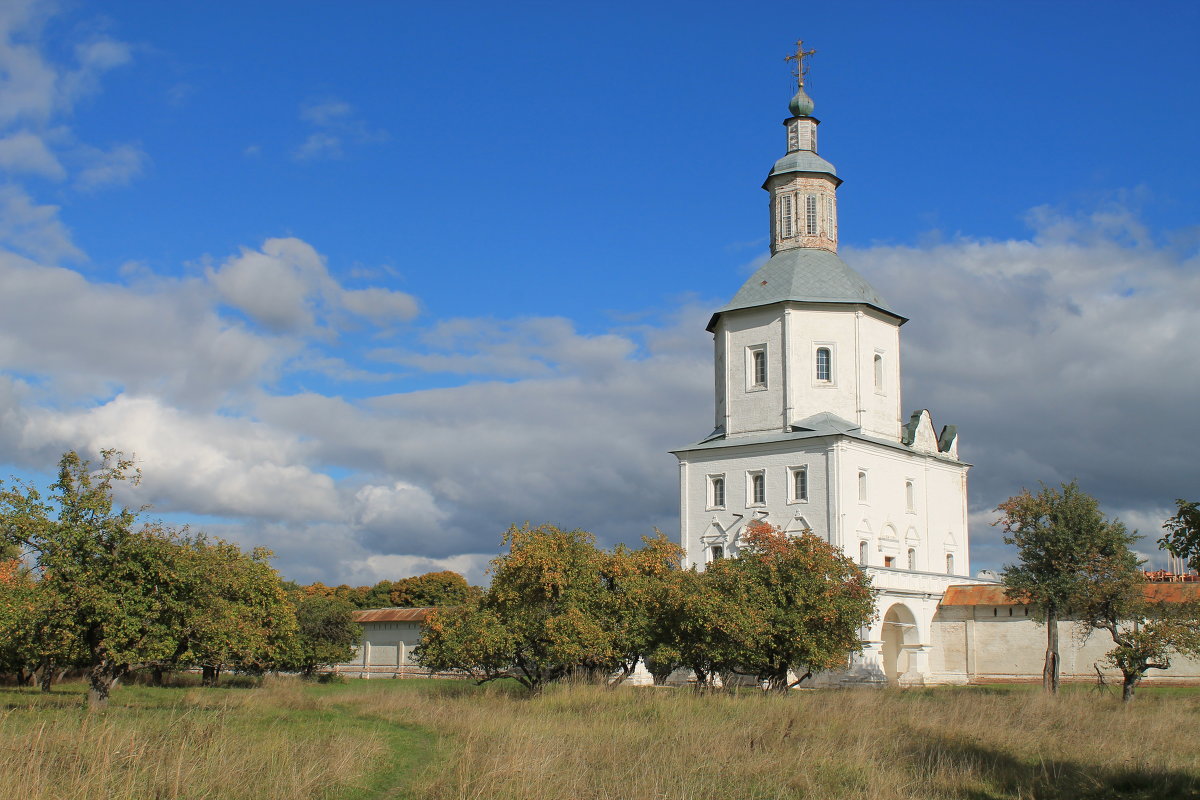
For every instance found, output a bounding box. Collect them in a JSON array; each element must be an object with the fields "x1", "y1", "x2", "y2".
[{"x1": 1, "y1": 0, "x2": 1198, "y2": 583}]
